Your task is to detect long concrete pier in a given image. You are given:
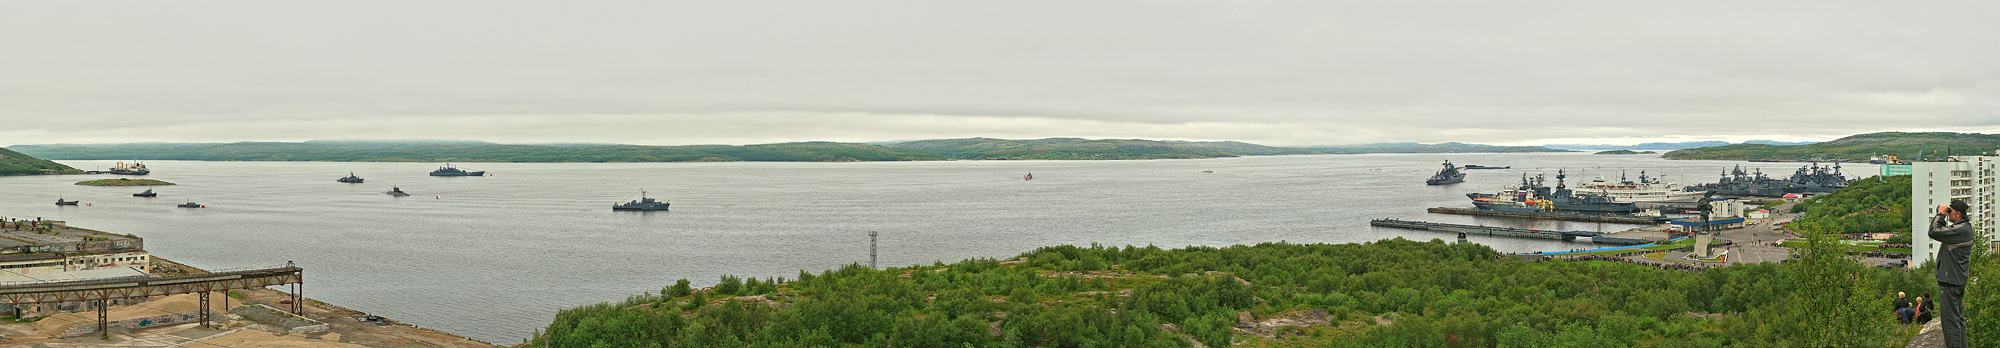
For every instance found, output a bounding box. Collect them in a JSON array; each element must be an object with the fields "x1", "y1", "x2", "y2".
[
  {"x1": 1427, "y1": 207, "x2": 1664, "y2": 224},
  {"x1": 1371, "y1": 219, "x2": 1606, "y2": 240}
]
